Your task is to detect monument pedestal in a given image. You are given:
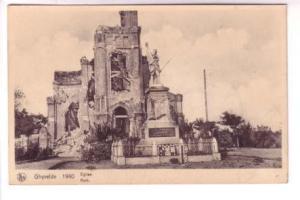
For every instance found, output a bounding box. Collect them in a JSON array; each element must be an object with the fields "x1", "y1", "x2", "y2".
[
  {"x1": 143, "y1": 120, "x2": 180, "y2": 144},
  {"x1": 142, "y1": 85, "x2": 180, "y2": 145}
]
